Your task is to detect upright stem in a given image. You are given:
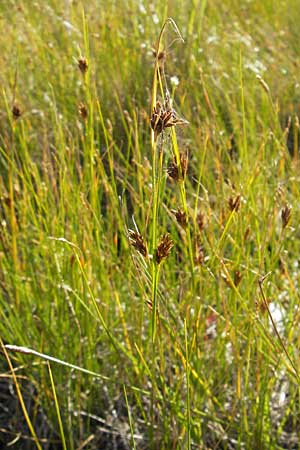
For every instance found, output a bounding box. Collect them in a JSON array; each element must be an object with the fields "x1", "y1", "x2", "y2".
[
  {"x1": 184, "y1": 319, "x2": 191, "y2": 450},
  {"x1": 150, "y1": 22, "x2": 167, "y2": 343},
  {"x1": 149, "y1": 22, "x2": 185, "y2": 444},
  {"x1": 150, "y1": 18, "x2": 184, "y2": 343},
  {"x1": 9, "y1": 121, "x2": 20, "y2": 309},
  {"x1": 171, "y1": 129, "x2": 195, "y2": 290}
]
